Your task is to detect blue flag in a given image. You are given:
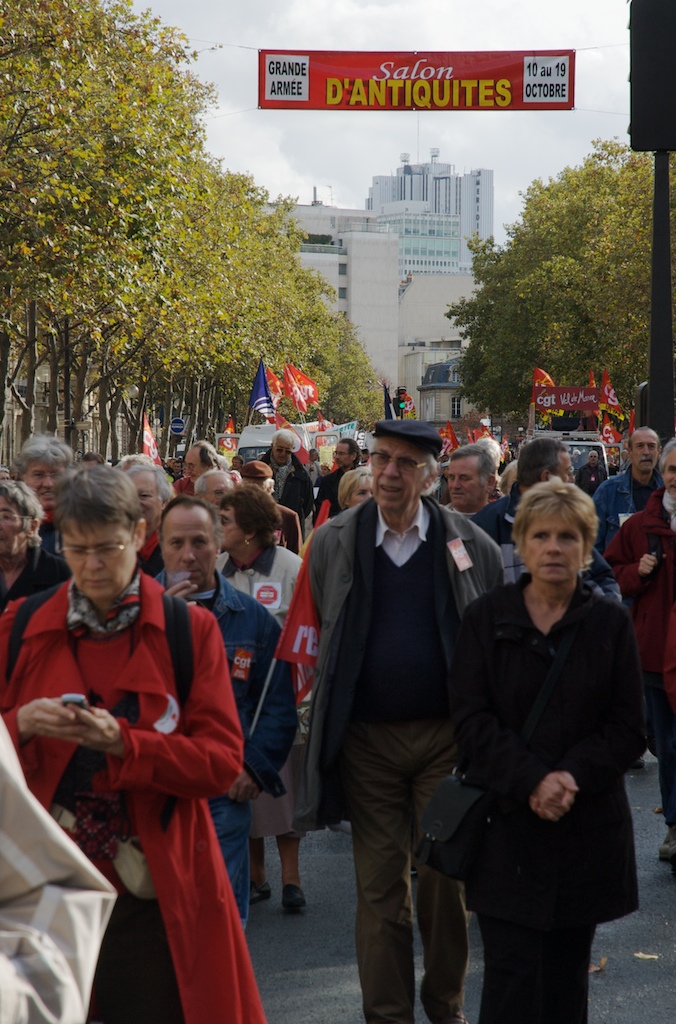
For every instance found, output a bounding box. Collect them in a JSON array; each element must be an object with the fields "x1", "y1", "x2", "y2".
[
  {"x1": 249, "y1": 359, "x2": 276, "y2": 419},
  {"x1": 383, "y1": 384, "x2": 396, "y2": 420}
]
